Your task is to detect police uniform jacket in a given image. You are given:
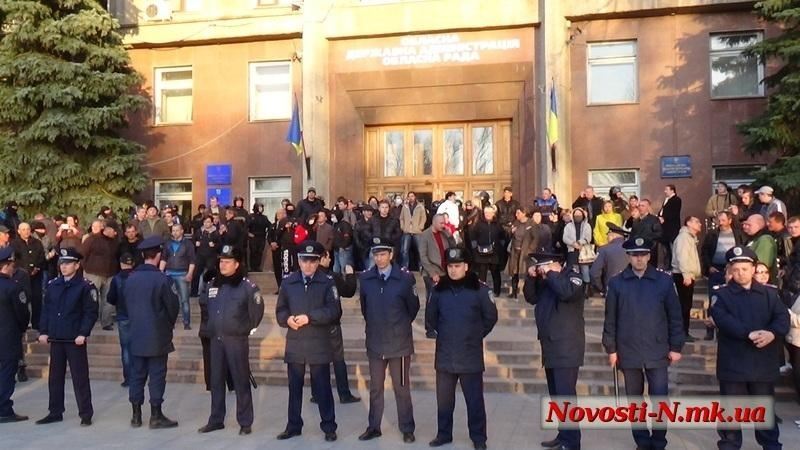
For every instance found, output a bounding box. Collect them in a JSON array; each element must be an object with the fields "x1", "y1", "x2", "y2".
[
  {"x1": 425, "y1": 272, "x2": 498, "y2": 373},
  {"x1": 124, "y1": 264, "x2": 180, "y2": 357},
  {"x1": 275, "y1": 270, "x2": 342, "y2": 364},
  {"x1": 359, "y1": 264, "x2": 420, "y2": 359},
  {"x1": 201, "y1": 272, "x2": 264, "y2": 338},
  {"x1": 602, "y1": 266, "x2": 685, "y2": 369},
  {"x1": 710, "y1": 282, "x2": 790, "y2": 383},
  {"x1": 322, "y1": 268, "x2": 357, "y2": 360},
  {"x1": 107, "y1": 269, "x2": 133, "y2": 321},
  {"x1": 39, "y1": 273, "x2": 98, "y2": 340},
  {"x1": 523, "y1": 269, "x2": 585, "y2": 368},
  {"x1": 0, "y1": 274, "x2": 29, "y2": 360}
]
